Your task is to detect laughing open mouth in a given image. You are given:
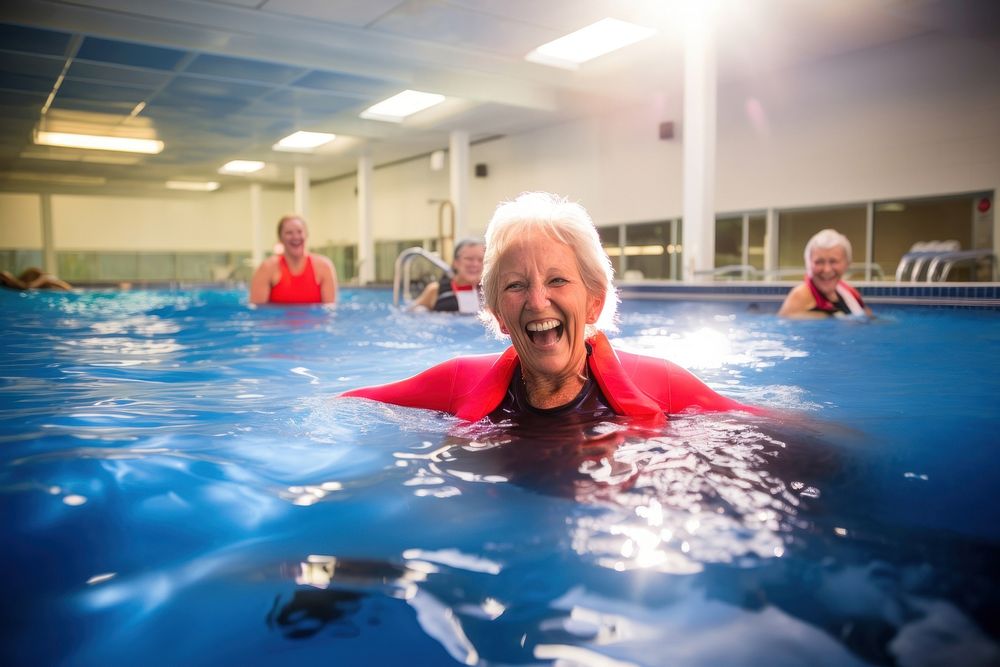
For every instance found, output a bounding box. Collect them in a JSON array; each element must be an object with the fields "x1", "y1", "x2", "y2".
[{"x1": 526, "y1": 319, "x2": 563, "y2": 345}]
